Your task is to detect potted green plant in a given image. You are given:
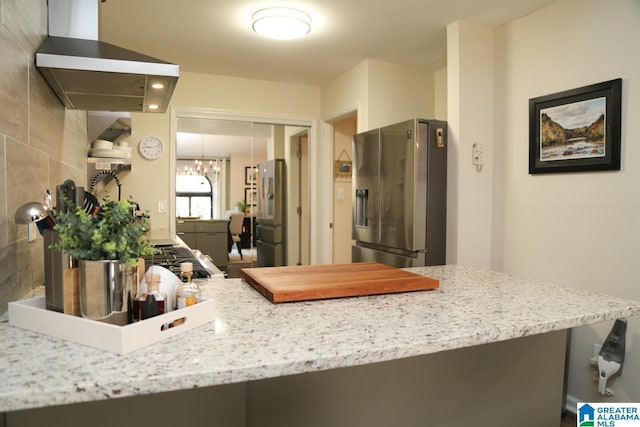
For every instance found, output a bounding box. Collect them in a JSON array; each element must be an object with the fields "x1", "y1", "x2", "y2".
[
  {"x1": 236, "y1": 200, "x2": 248, "y2": 214},
  {"x1": 52, "y1": 198, "x2": 157, "y2": 325},
  {"x1": 53, "y1": 198, "x2": 156, "y2": 265}
]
